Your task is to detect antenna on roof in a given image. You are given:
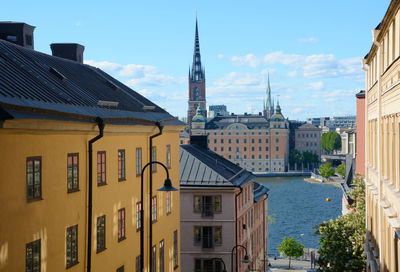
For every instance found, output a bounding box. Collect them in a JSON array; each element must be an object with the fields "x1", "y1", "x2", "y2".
[
  {"x1": 143, "y1": 105, "x2": 156, "y2": 111},
  {"x1": 97, "y1": 100, "x2": 119, "y2": 108}
]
